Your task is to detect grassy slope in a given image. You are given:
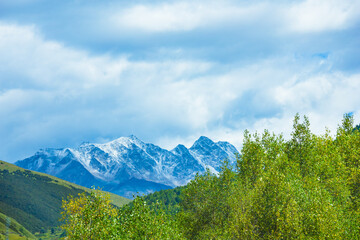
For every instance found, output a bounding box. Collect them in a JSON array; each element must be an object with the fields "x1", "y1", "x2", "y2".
[
  {"x1": 0, "y1": 212, "x2": 36, "y2": 240},
  {"x1": 0, "y1": 160, "x2": 131, "y2": 235}
]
